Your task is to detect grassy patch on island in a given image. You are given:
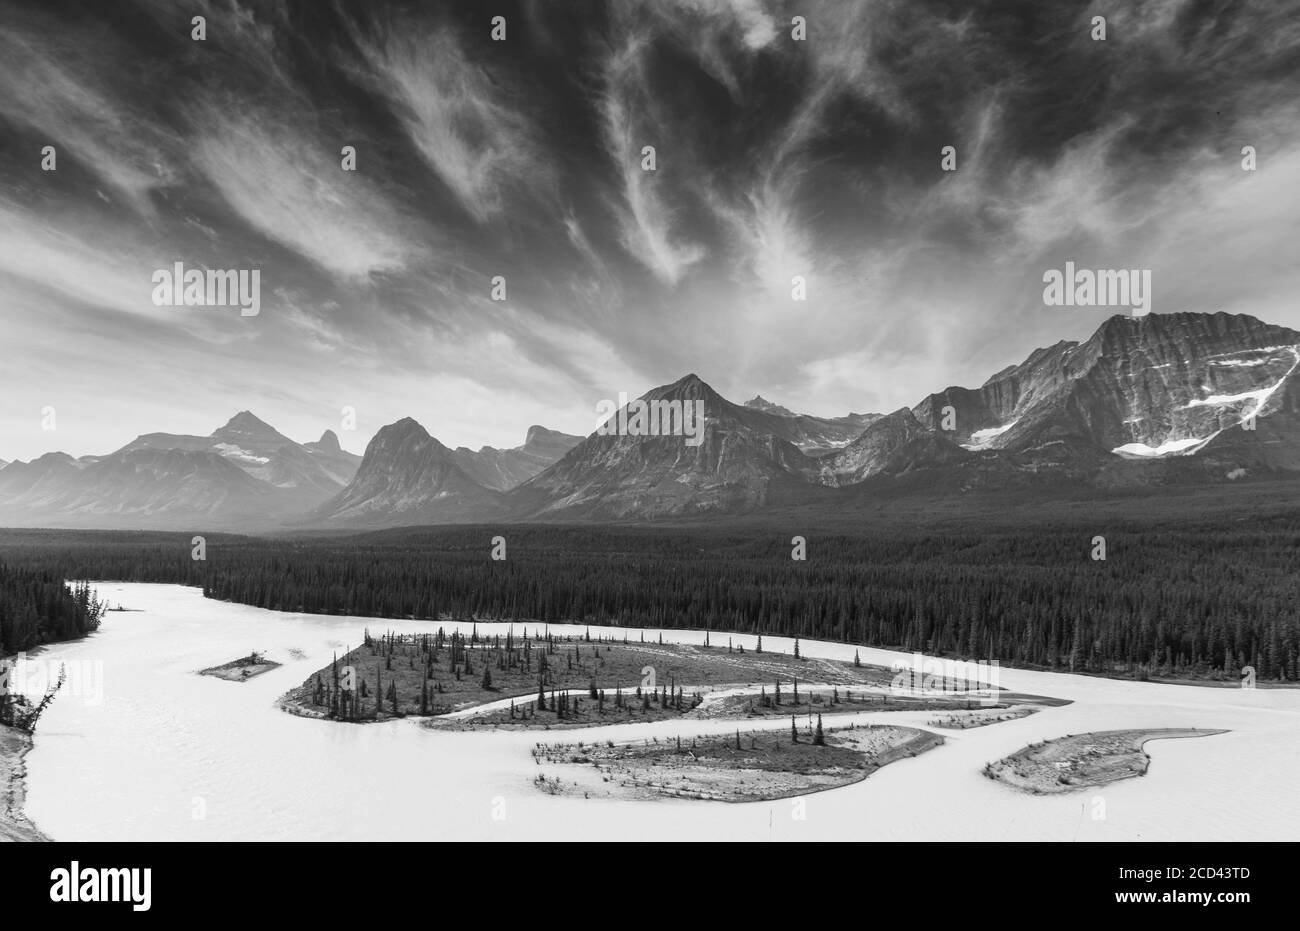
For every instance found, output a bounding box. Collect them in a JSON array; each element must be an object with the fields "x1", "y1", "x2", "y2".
[
  {"x1": 280, "y1": 627, "x2": 898, "y2": 723},
  {"x1": 531, "y1": 721, "x2": 944, "y2": 802},
  {"x1": 984, "y1": 728, "x2": 1228, "y2": 794}
]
